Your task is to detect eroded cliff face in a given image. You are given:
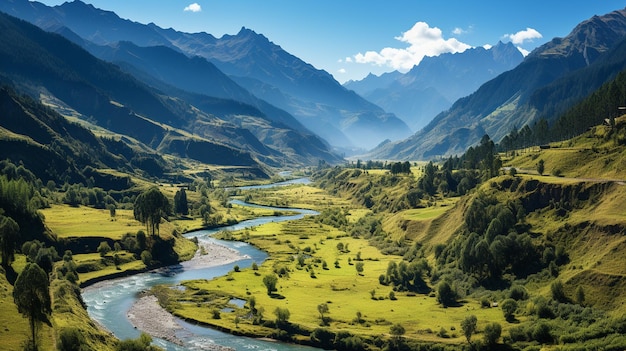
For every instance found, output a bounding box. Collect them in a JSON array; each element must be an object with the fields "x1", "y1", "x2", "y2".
[{"x1": 497, "y1": 176, "x2": 618, "y2": 214}]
